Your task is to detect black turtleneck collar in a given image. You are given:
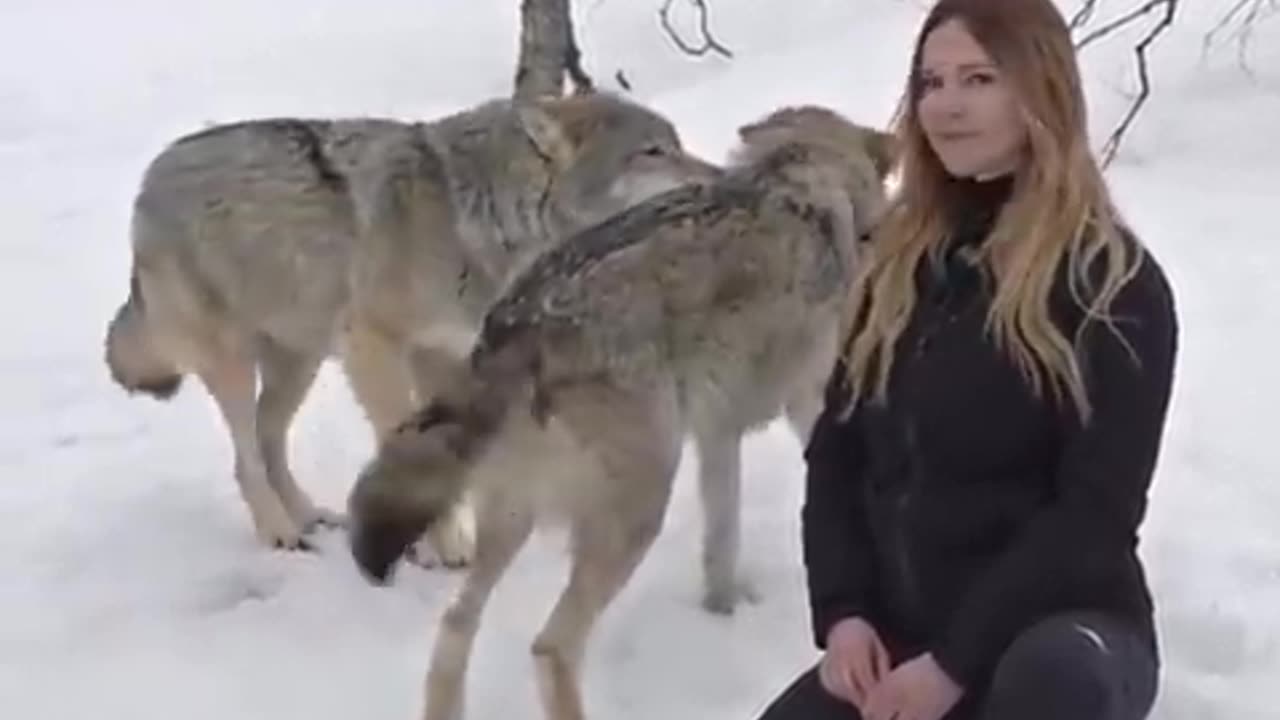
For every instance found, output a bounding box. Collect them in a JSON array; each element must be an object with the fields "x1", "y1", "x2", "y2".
[
  {"x1": 943, "y1": 172, "x2": 1016, "y2": 251},
  {"x1": 921, "y1": 172, "x2": 1016, "y2": 306}
]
